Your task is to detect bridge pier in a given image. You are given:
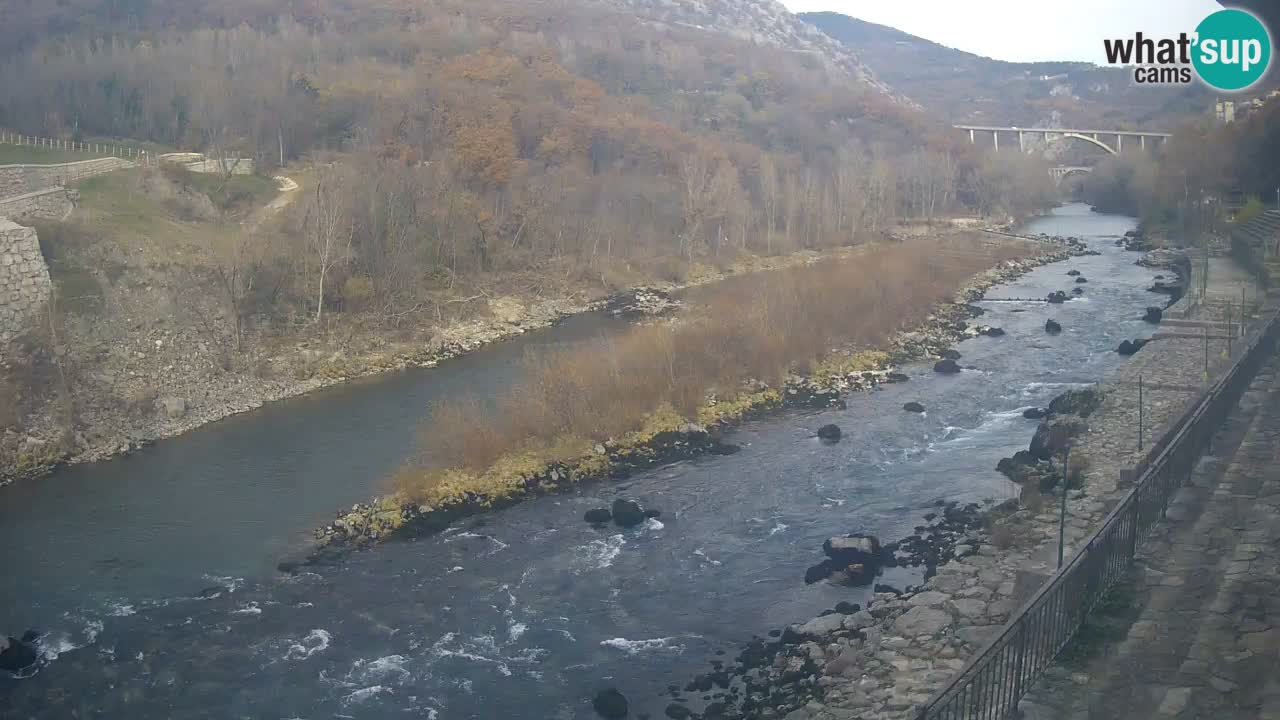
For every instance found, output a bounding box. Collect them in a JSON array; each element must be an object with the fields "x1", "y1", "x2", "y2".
[{"x1": 1018, "y1": 131, "x2": 1025, "y2": 153}]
